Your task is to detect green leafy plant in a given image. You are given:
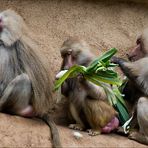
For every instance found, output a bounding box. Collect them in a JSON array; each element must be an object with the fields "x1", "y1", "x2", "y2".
[{"x1": 55, "y1": 48, "x2": 129, "y2": 125}]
